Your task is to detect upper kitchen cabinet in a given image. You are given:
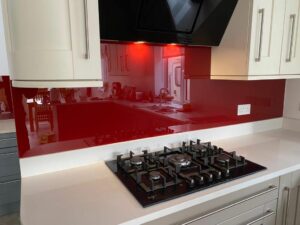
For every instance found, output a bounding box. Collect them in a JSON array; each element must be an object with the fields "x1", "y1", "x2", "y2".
[
  {"x1": 1, "y1": 0, "x2": 102, "y2": 88},
  {"x1": 0, "y1": 1, "x2": 9, "y2": 75},
  {"x1": 211, "y1": 0, "x2": 300, "y2": 80},
  {"x1": 280, "y1": 0, "x2": 300, "y2": 75}
]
